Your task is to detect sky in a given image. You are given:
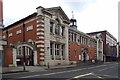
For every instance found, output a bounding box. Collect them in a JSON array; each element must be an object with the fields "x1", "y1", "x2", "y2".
[{"x1": 3, "y1": 0, "x2": 119, "y2": 40}]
